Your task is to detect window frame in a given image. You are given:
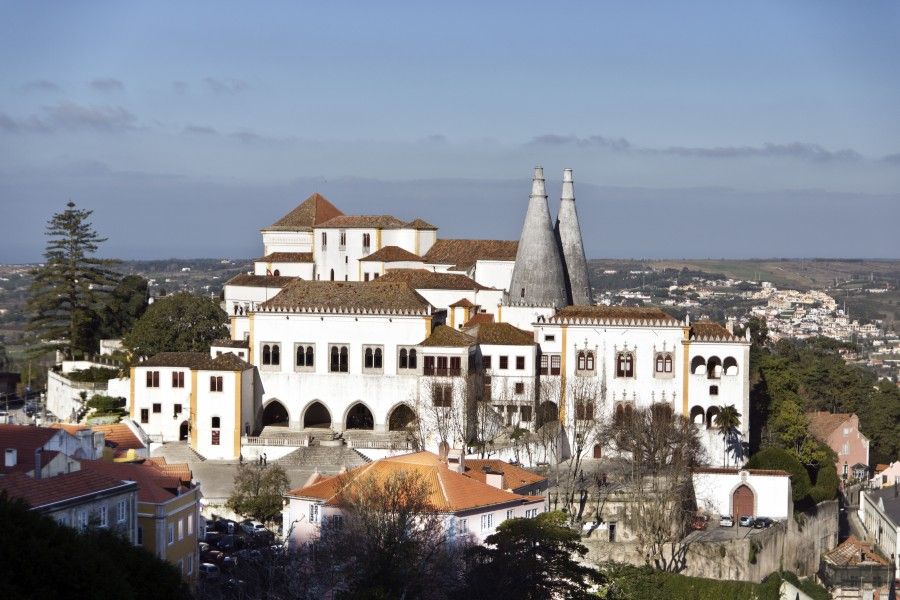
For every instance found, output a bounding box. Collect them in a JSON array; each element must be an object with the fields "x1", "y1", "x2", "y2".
[
  {"x1": 653, "y1": 351, "x2": 675, "y2": 379},
  {"x1": 171, "y1": 371, "x2": 185, "y2": 388},
  {"x1": 398, "y1": 347, "x2": 418, "y2": 372},
  {"x1": 152, "y1": 403, "x2": 162, "y2": 414},
  {"x1": 329, "y1": 344, "x2": 350, "y2": 373},
  {"x1": 575, "y1": 350, "x2": 596, "y2": 375},
  {"x1": 499, "y1": 356, "x2": 508, "y2": 370},
  {"x1": 362, "y1": 345, "x2": 384, "y2": 374},
  {"x1": 294, "y1": 343, "x2": 316, "y2": 372},
  {"x1": 260, "y1": 342, "x2": 281, "y2": 368},
  {"x1": 209, "y1": 375, "x2": 223, "y2": 392},
  {"x1": 615, "y1": 351, "x2": 635, "y2": 378},
  {"x1": 515, "y1": 356, "x2": 525, "y2": 370},
  {"x1": 145, "y1": 370, "x2": 160, "y2": 388}
]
